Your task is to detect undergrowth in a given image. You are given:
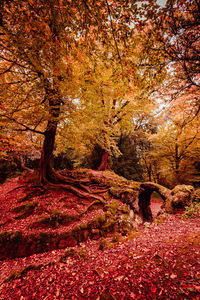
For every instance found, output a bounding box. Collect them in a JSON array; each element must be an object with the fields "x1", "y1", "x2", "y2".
[
  {"x1": 182, "y1": 203, "x2": 200, "y2": 219},
  {"x1": 59, "y1": 247, "x2": 88, "y2": 262},
  {"x1": 3, "y1": 265, "x2": 42, "y2": 283}
]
